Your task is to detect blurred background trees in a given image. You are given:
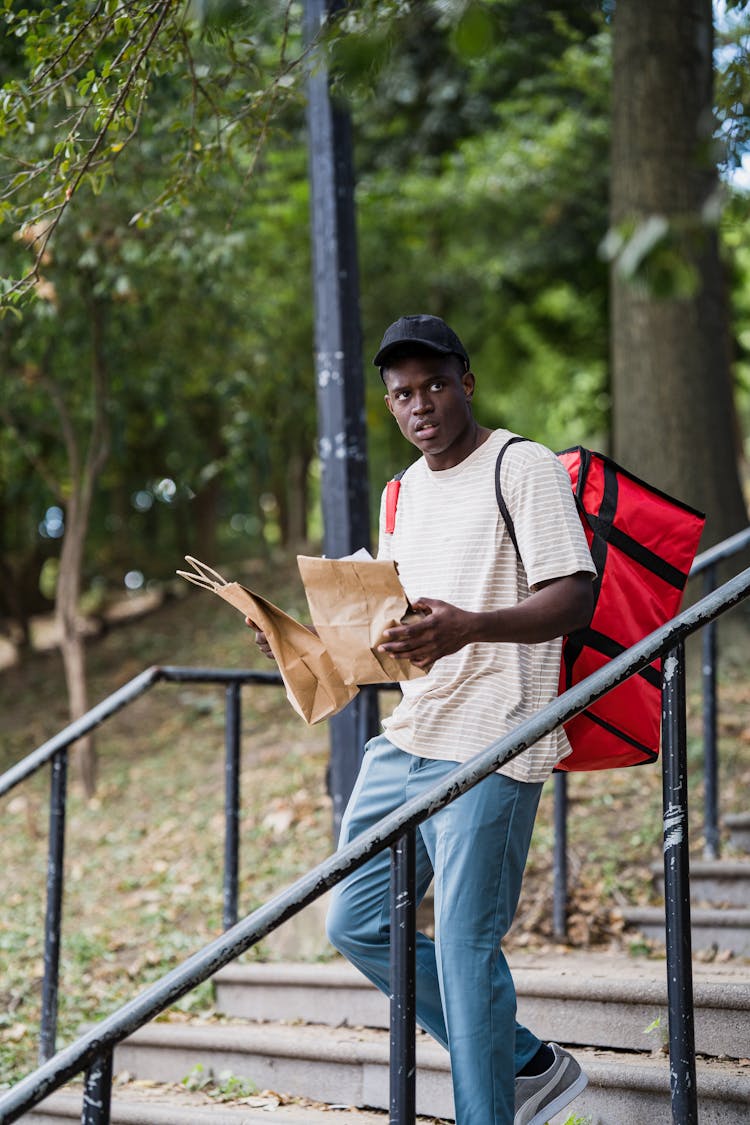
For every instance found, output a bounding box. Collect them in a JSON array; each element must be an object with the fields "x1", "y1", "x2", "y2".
[{"x1": 1, "y1": 0, "x2": 749, "y2": 779}]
